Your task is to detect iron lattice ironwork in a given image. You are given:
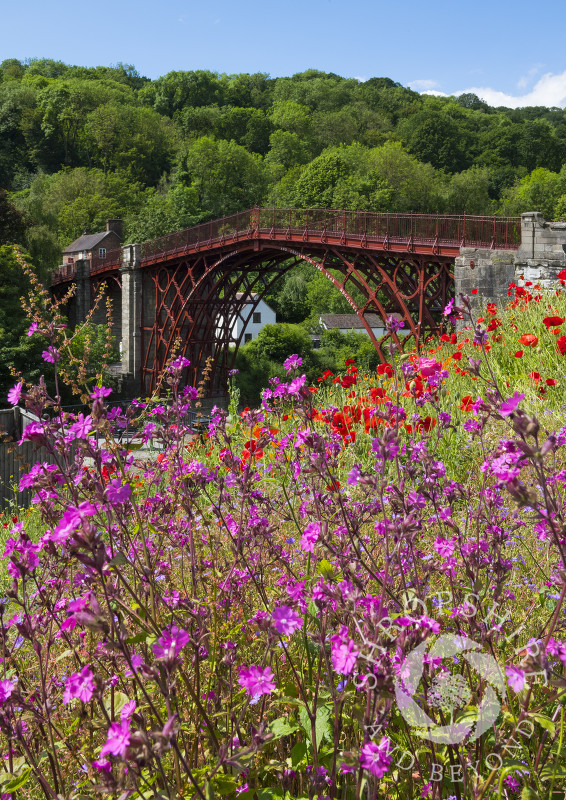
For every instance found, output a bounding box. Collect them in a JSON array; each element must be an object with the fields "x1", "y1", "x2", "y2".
[
  {"x1": 49, "y1": 207, "x2": 522, "y2": 396},
  {"x1": 141, "y1": 243, "x2": 454, "y2": 396}
]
